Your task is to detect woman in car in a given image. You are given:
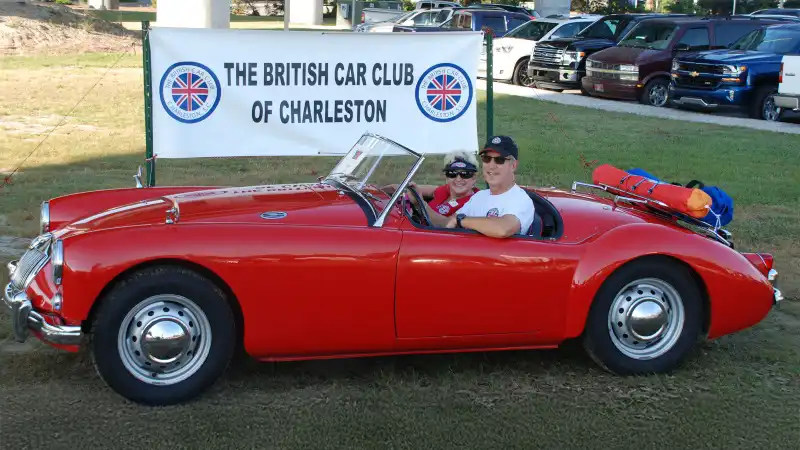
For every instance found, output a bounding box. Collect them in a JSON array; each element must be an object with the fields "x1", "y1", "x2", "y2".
[{"x1": 384, "y1": 151, "x2": 480, "y2": 216}]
